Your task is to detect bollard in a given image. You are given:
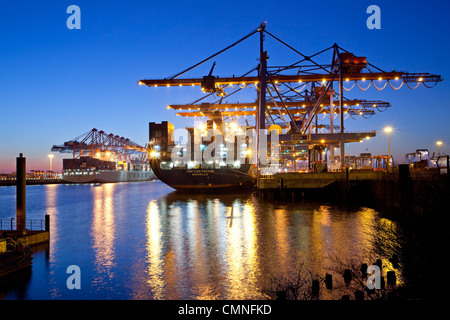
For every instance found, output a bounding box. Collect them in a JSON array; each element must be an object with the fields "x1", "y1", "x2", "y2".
[
  {"x1": 16, "y1": 153, "x2": 26, "y2": 232},
  {"x1": 343, "y1": 269, "x2": 352, "y2": 284},
  {"x1": 375, "y1": 259, "x2": 382, "y2": 271},
  {"x1": 354, "y1": 290, "x2": 364, "y2": 300},
  {"x1": 312, "y1": 279, "x2": 320, "y2": 296},
  {"x1": 360, "y1": 263, "x2": 368, "y2": 277},
  {"x1": 387, "y1": 271, "x2": 396, "y2": 285},
  {"x1": 325, "y1": 273, "x2": 333, "y2": 290}
]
